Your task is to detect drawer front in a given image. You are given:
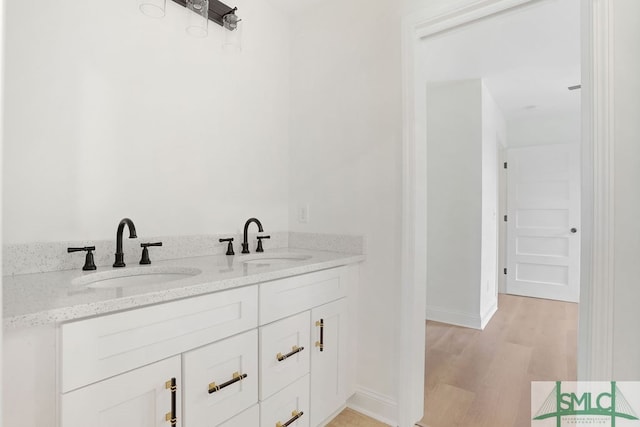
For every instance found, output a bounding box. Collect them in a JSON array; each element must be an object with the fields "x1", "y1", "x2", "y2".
[
  {"x1": 259, "y1": 267, "x2": 347, "y2": 324},
  {"x1": 259, "y1": 311, "x2": 310, "y2": 400},
  {"x1": 60, "y1": 286, "x2": 258, "y2": 392},
  {"x1": 60, "y1": 356, "x2": 182, "y2": 427},
  {"x1": 183, "y1": 330, "x2": 258, "y2": 427},
  {"x1": 217, "y1": 404, "x2": 259, "y2": 427},
  {"x1": 260, "y1": 374, "x2": 310, "y2": 427}
]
